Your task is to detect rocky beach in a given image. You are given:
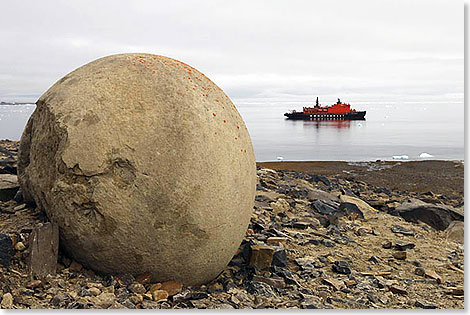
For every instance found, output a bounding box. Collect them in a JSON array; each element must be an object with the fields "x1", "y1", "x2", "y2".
[{"x1": 0, "y1": 139, "x2": 464, "y2": 309}]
